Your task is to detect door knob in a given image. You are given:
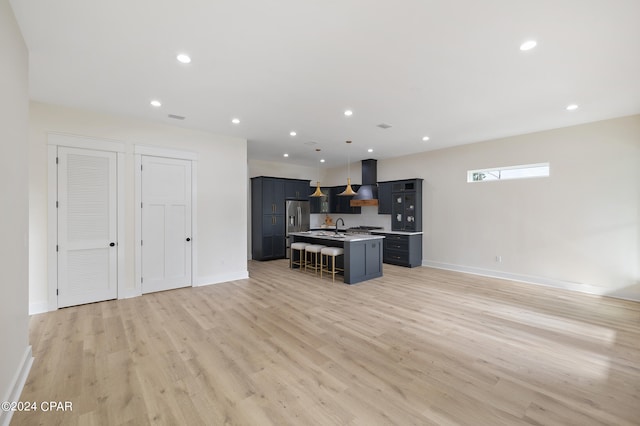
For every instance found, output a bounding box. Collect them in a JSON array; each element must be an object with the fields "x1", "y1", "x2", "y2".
[
  {"x1": 186, "y1": 238, "x2": 191, "y2": 242},
  {"x1": 109, "y1": 242, "x2": 115, "y2": 247}
]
